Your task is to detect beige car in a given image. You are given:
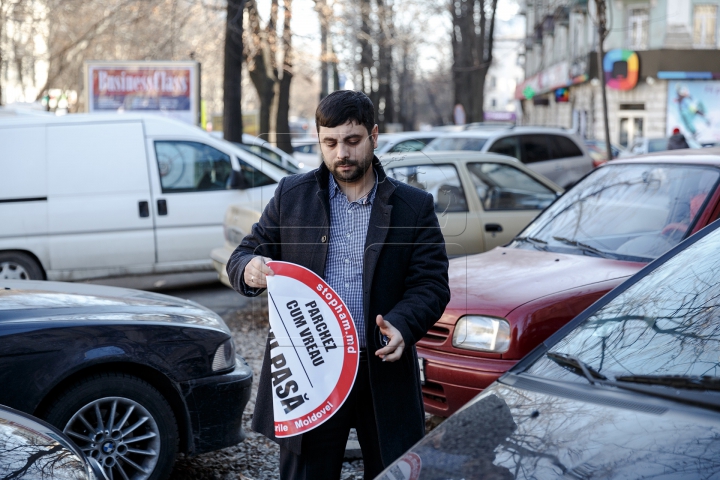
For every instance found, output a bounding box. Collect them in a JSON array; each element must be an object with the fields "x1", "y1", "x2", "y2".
[{"x1": 211, "y1": 152, "x2": 562, "y2": 285}]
